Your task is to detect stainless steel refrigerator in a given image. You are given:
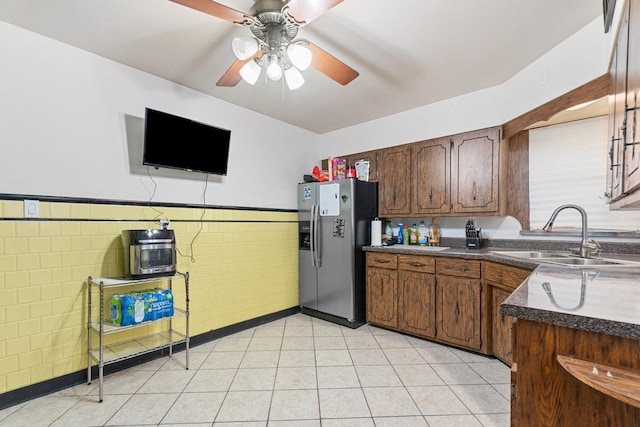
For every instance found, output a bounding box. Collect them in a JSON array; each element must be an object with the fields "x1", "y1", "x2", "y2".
[{"x1": 297, "y1": 179, "x2": 378, "y2": 328}]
